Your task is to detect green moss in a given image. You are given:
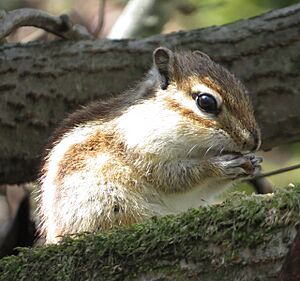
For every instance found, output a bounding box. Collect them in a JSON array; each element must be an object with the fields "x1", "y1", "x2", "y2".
[{"x1": 1, "y1": 186, "x2": 300, "y2": 281}]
